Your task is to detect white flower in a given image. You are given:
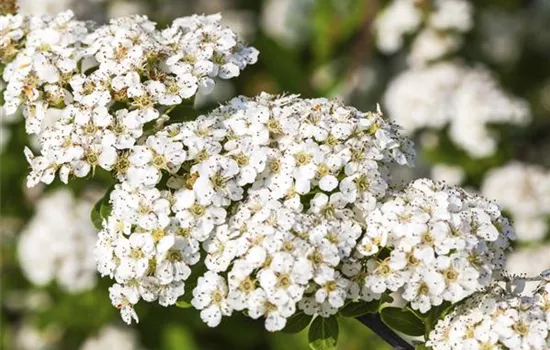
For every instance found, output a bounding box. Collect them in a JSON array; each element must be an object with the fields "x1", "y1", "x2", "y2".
[
  {"x1": 204, "y1": 224, "x2": 238, "y2": 272},
  {"x1": 80, "y1": 325, "x2": 141, "y2": 350},
  {"x1": 309, "y1": 192, "x2": 350, "y2": 220},
  {"x1": 248, "y1": 288, "x2": 295, "y2": 332},
  {"x1": 429, "y1": 0, "x2": 473, "y2": 32},
  {"x1": 191, "y1": 271, "x2": 232, "y2": 327},
  {"x1": 155, "y1": 235, "x2": 192, "y2": 284},
  {"x1": 157, "y1": 280, "x2": 185, "y2": 307},
  {"x1": 258, "y1": 252, "x2": 311, "y2": 306},
  {"x1": 18, "y1": 189, "x2": 97, "y2": 293},
  {"x1": 114, "y1": 233, "x2": 156, "y2": 282},
  {"x1": 173, "y1": 189, "x2": 226, "y2": 242},
  {"x1": 374, "y1": 0, "x2": 422, "y2": 53},
  {"x1": 408, "y1": 29, "x2": 462, "y2": 67},
  {"x1": 313, "y1": 267, "x2": 350, "y2": 309},
  {"x1": 482, "y1": 162, "x2": 550, "y2": 242},
  {"x1": 193, "y1": 155, "x2": 242, "y2": 206},
  {"x1": 109, "y1": 283, "x2": 140, "y2": 324}
]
